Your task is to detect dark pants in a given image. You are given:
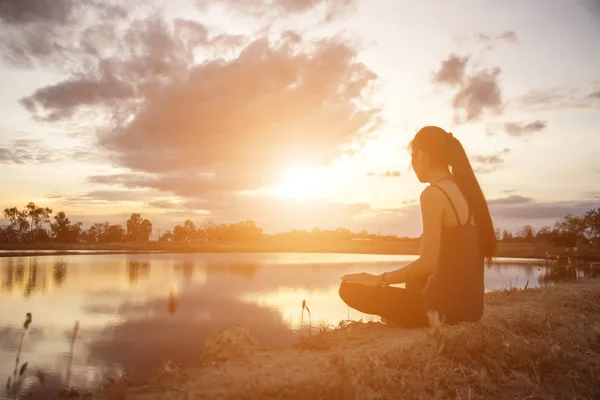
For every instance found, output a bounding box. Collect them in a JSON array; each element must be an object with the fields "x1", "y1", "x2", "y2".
[{"x1": 338, "y1": 276, "x2": 429, "y2": 328}]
